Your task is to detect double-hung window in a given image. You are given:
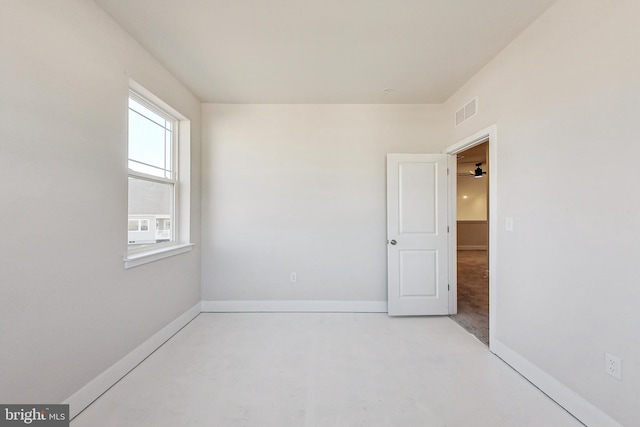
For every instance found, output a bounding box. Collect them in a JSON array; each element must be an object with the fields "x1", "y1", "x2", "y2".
[{"x1": 125, "y1": 85, "x2": 192, "y2": 268}]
